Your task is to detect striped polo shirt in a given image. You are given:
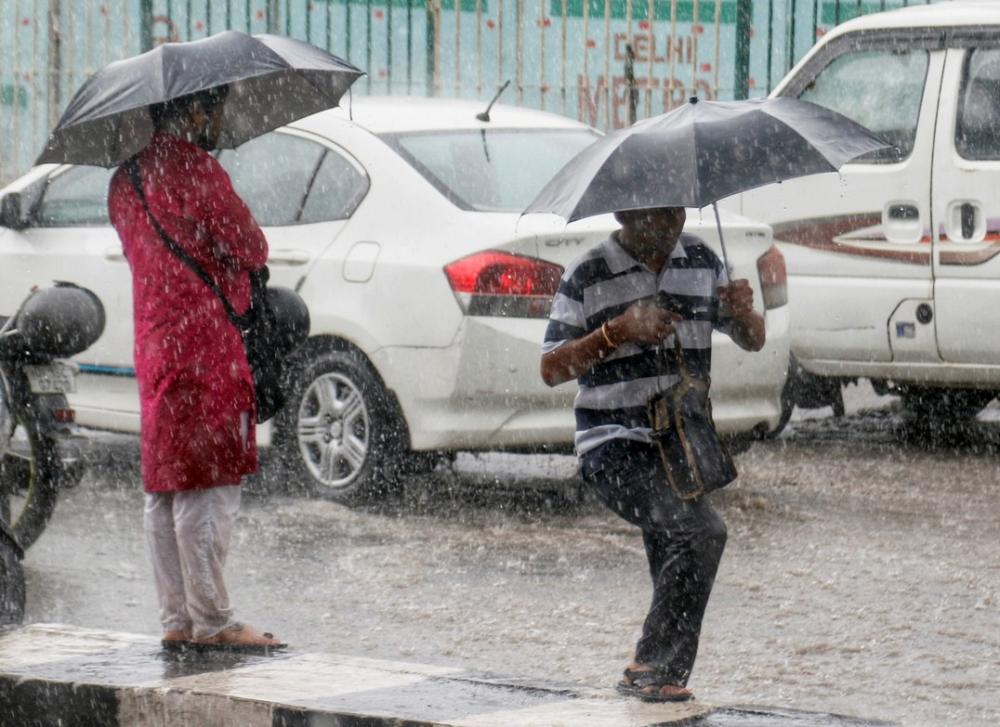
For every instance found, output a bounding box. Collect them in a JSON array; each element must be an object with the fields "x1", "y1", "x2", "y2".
[{"x1": 543, "y1": 231, "x2": 731, "y2": 456}]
